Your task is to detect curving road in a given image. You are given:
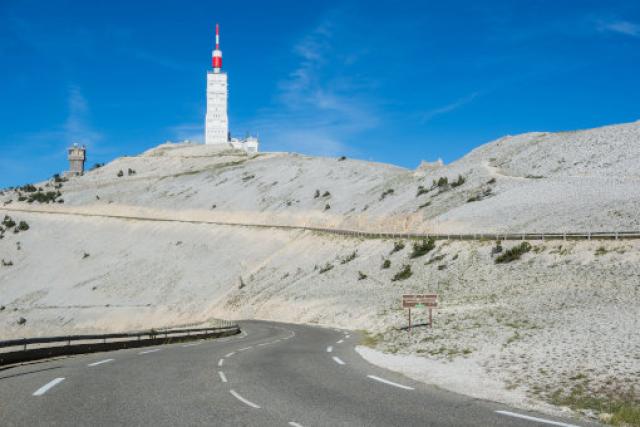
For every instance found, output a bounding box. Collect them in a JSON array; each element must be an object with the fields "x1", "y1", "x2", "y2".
[{"x1": 0, "y1": 321, "x2": 590, "y2": 426}]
